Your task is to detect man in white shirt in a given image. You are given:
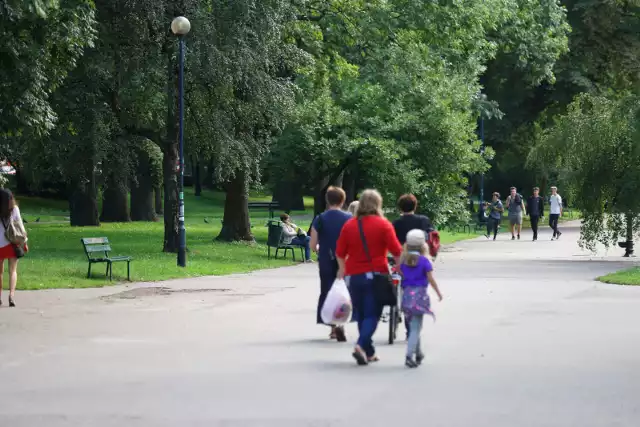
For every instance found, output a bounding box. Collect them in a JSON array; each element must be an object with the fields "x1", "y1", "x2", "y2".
[{"x1": 548, "y1": 186, "x2": 563, "y2": 240}]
